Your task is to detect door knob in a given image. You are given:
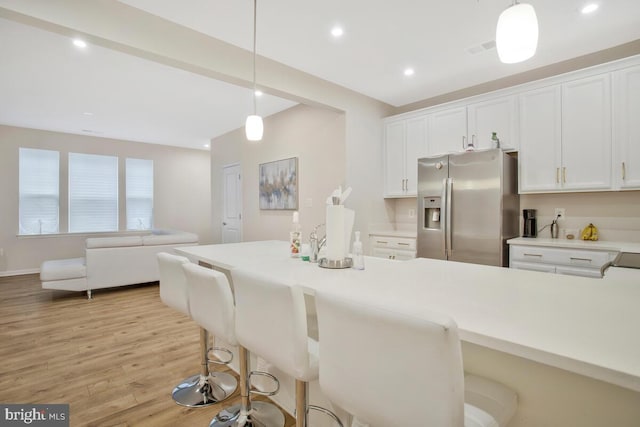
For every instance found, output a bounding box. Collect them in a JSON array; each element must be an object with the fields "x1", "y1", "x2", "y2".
[{"x1": 222, "y1": 222, "x2": 227, "y2": 225}]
